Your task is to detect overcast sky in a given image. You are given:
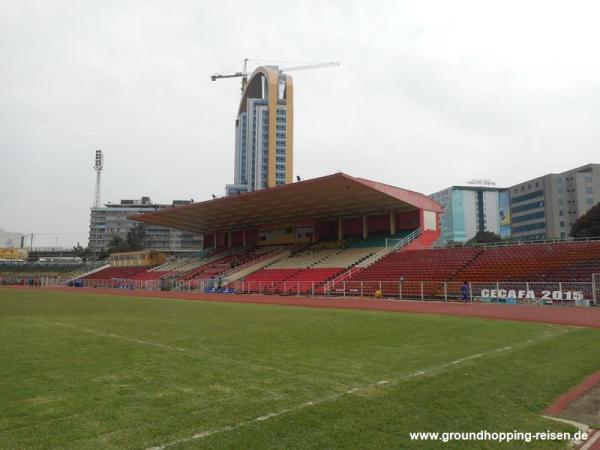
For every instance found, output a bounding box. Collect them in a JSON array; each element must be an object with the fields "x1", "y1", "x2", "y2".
[{"x1": 1, "y1": 0, "x2": 599, "y2": 247}]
